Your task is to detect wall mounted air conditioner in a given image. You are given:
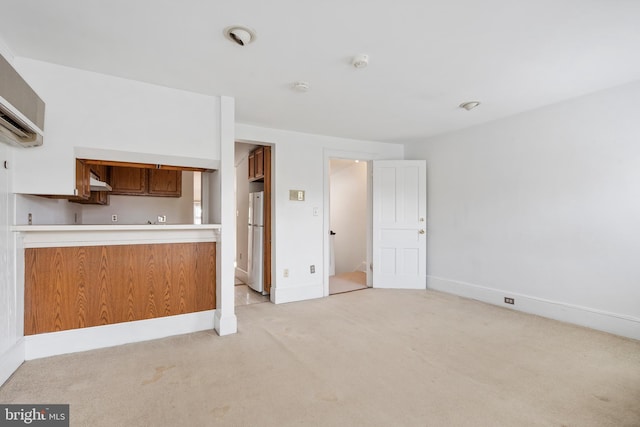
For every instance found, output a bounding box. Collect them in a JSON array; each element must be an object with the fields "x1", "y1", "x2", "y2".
[{"x1": 0, "y1": 54, "x2": 45, "y2": 147}]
